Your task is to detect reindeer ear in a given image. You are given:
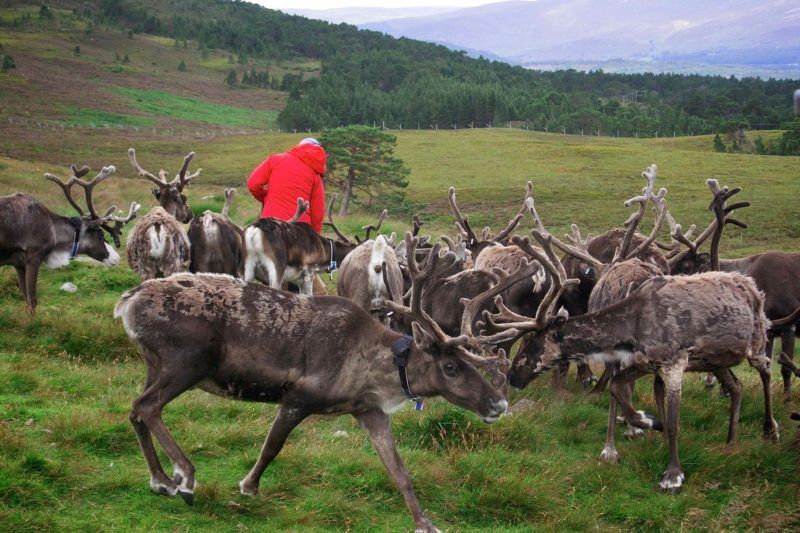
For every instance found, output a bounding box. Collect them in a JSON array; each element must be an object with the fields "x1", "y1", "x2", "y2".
[
  {"x1": 151, "y1": 188, "x2": 161, "y2": 200},
  {"x1": 411, "y1": 322, "x2": 435, "y2": 351},
  {"x1": 697, "y1": 252, "x2": 711, "y2": 265},
  {"x1": 551, "y1": 307, "x2": 569, "y2": 328}
]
